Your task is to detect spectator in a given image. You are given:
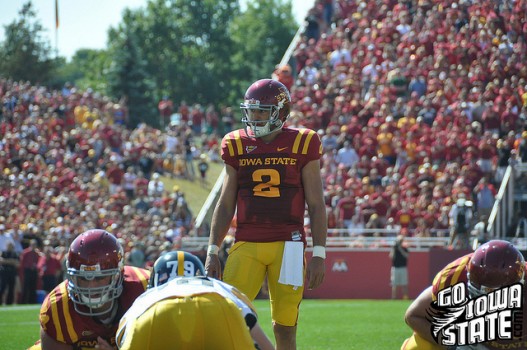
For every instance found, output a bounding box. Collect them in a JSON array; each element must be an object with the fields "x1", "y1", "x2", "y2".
[
  {"x1": 184, "y1": 130, "x2": 196, "y2": 180},
  {"x1": 37, "y1": 245, "x2": 62, "y2": 293},
  {"x1": 303, "y1": 8, "x2": 321, "y2": 42},
  {"x1": 138, "y1": 149, "x2": 155, "y2": 179},
  {"x1": 158, "y1": 96, "x2": 173, "y2": 129},
  {"x1": 105, "y1": 158, "x2": 124, "y2": 195},
  {"x1": 495, "y1": 138, "x2": 512, "y2": 183},
  {"x1": 407, "y1": 75, "x2": 427, "y2": 99},
  {"x1": 122, "y1": 166, "x2": 137, "y2": 200},
  {"x1": 197, "y1": 153, "x2": 209, "y2": 187},
  {"x1": 164, "y1": 221, "x2": 183, "y2": 243},
  {"x1": 472, "y1": 214, "x2": 490, "y2": 248},
  {"x1": 328, "y1": 41, "x2": 352, "y2": 70},
  {"x1": 335, "y1": 140, "x2": 359, "y2": 169},
  {"x1": 386, "y1": 68, "x2": 408, "y2": 99},
  {"x1": 335, "y1": 193, "x2": 355, "y2": 234},
  {"x1": 190, "y1": 103, "x2": 204, "y2": 135},
  {"x1": 19, "y1": 239, "x2": 40, "y2": 304},
  {"x1": 147, "y1": 172, "x2": 164, "y2": 199},
  {"x1": 448, "y1": 195, "x2": 474, "y2": 250},
  {"x1": 389, "y1": 235, "x2": 409, "y2": 300},
  {"x1": 221, "y1": 106, "x2": 235, "y2": 134},
  {"x1": 364, "y1": 213, "x2": 384, "y2": 236},
  {"x1": 0, "y1": 225, "x2": 14, "y2": 253},
  {"x1": 272, "y1": 64, "x2": 294, "y2": 91},
  {"x1": 516, "y1": 131, "x2": 527, "y2": 163},
  {"x1": 416, "y1": 99, "x2": 437, "y2": 127},
  {"x1": 126, "y1": 242, "x2": 146, "y2": 268},
  {"x1": 473, "y1": 177, "x2": 497, "y2": 219},
  {"x1": 0, "y1": 241, "x2": 19, "y2": 305}
]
